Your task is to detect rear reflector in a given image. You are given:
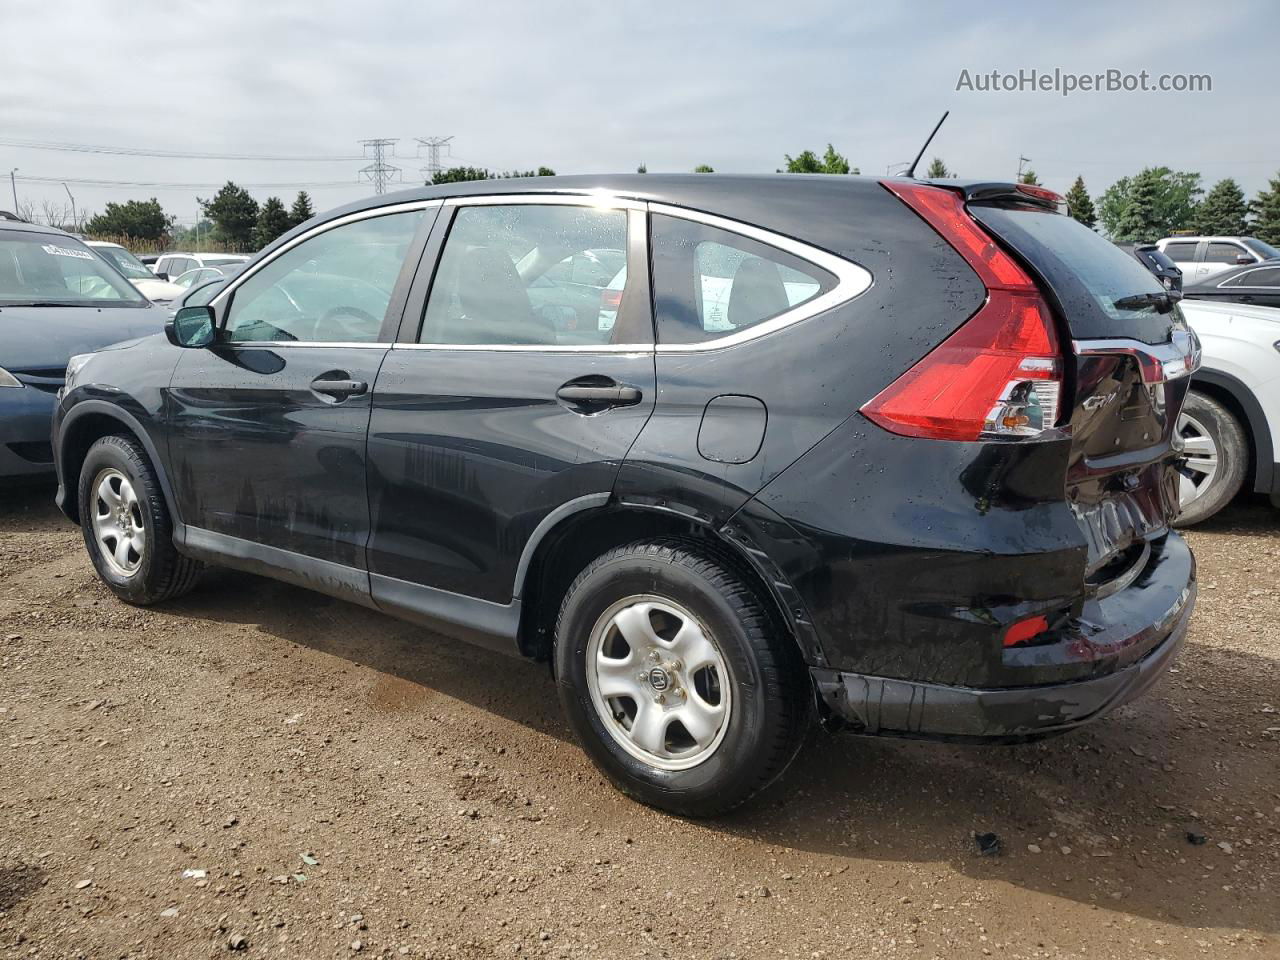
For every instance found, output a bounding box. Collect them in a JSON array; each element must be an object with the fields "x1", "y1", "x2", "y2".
[
  {"x1": 1003, "y1": 614, "x2": 1049, "y2": 648},
  {"x1": 862, "y1": 182, "x2": 1062, "y2": 442}
]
